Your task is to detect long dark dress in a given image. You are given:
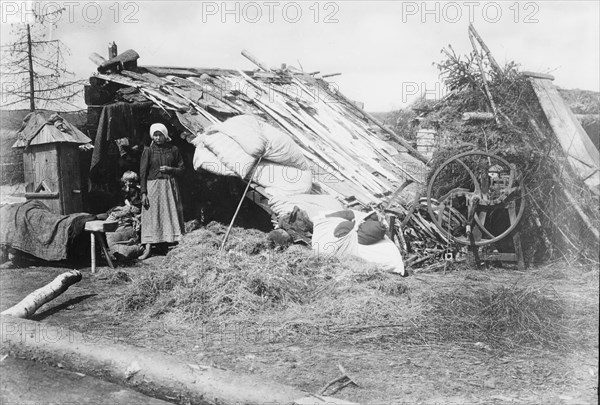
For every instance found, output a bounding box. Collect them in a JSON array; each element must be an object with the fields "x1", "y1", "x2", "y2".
[{"x1": 139, "y1": 142, "x2": 185, "y2": 244}]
